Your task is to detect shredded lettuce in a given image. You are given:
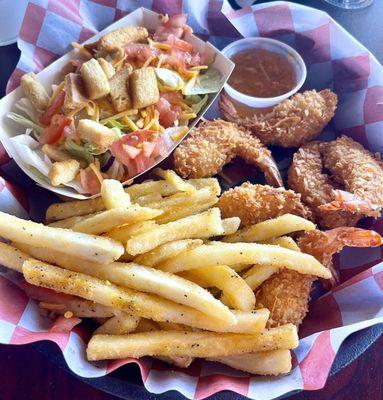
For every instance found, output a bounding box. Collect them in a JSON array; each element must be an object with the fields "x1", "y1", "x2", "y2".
[
  {"x1": 64, "y1": 139, "x2": 94, "y2": 165},
  {"x1": 105, "y1": 119, "x2": 127, "y2": 130},
  {"x1": 187, "y1": 94, "x2": 209, "y2": 114},
  {"x1": 111, "y1": 127, "x2": 123, "y2": 138},
  {"x1": 14, "y1": 97, "x2": 39, "y2": 122},
  {"x1": 155, "y1": 68, "x2": 184, "y2": 89},
  {"x1": 26, "y1": 165, "x2": 51, "y2": 184},
  {"x1": 183, "y1": 68, "x2": 223, "y2": 95},
  {"x1": 7, "y1": 112, "x2": 43, "y2": 134}
]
